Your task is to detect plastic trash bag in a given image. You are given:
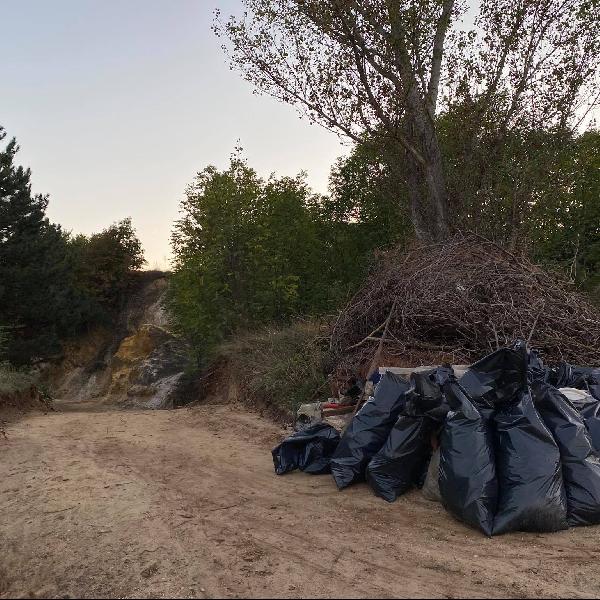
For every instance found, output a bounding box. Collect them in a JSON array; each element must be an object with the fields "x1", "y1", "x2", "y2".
[
  {"x1": 366, "y1": 416, "x2": 435, "y2": 502},
  {"x1": 492, "y1": 388, "x2": 568, "y2": 535},
  {"x1": 560, "y1": 388, "x2": 600, "y2": 455},
  {"x1": 458, "y1": 344, "x2": 527, "y2": 409},
  {"x1": 526, "y1": 349, "x2": 550, "y2": 384},
  {"x1": 403, "y1": 367, "x2": 452, "y2": 420},
  {"x1": 549, "y1": 364, "x2": 600, "y2": 401},
  {"x1": 366, "y1": 368, "x2": 450, "y2": 502},
  {"x1": 272, "y1": 423, "x2": 340, "y2": 475},
  {"x1": 330, "y1": 372, "x2": 410, "y2": 490},
  {"x1": 556, "y1": 364, "x2": 600, "y2": 421},
  {"x1": 532, "y1": 383, "x2": 600, "y2": 526},
  {"x1": 439, "y1": 379, "x2": 498, "y2": 536}
]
